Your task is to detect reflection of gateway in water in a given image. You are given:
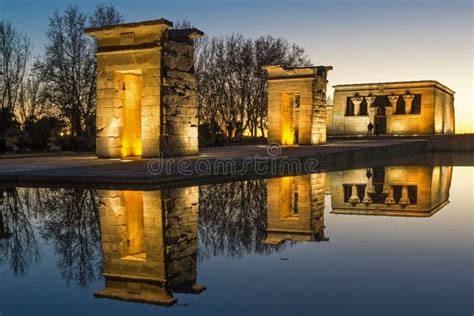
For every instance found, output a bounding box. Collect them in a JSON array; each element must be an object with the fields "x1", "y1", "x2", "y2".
[
  {"x1": 95, "y1": 187, "x2": 205, "y2": 306},
  {"x1": 329, "y1": 166, "x2": 453, "y2": 217},
  {"x1": 263, "y1": 174, "x2": 329, "y2": 244}
]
